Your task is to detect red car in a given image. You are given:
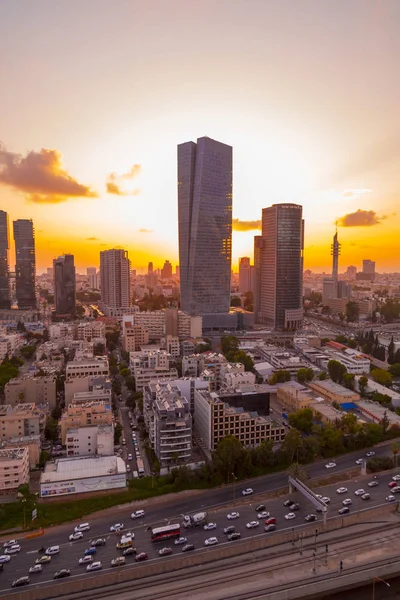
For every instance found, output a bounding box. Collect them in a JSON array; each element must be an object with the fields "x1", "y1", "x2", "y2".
[
  {"x1": 388, "y1": 481, "x2": 397, "y2": 488},
  {"x1": 135, "y1": 552, "x2": 148, "y2": 562},
  {"x1": 265, "y1": 517, "x2": 276, "y2": 525}
]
